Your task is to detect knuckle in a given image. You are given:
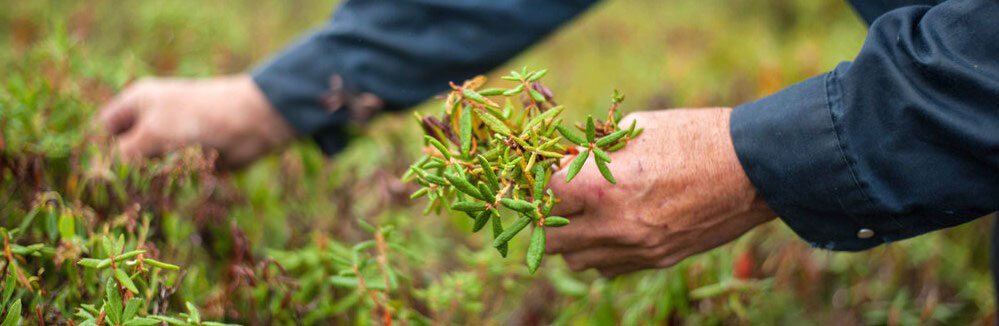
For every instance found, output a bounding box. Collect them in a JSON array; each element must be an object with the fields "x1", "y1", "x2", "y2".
[{"x1": 655, "y1": 256, "x2": 681, "y2": 269}]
